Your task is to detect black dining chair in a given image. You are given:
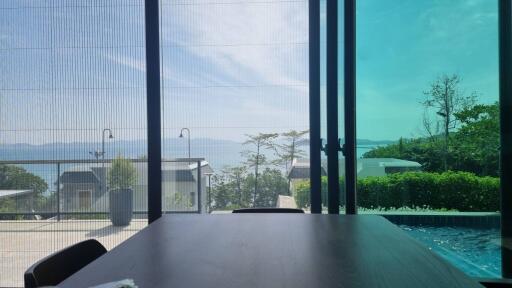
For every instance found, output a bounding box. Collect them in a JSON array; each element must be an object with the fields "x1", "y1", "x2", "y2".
[
  {"x1": 232, "y1": 208, "x2": 305, "y2": 213},
  {"x1": 24, "y1": 239, "x2": 107, "y2": 288}
]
